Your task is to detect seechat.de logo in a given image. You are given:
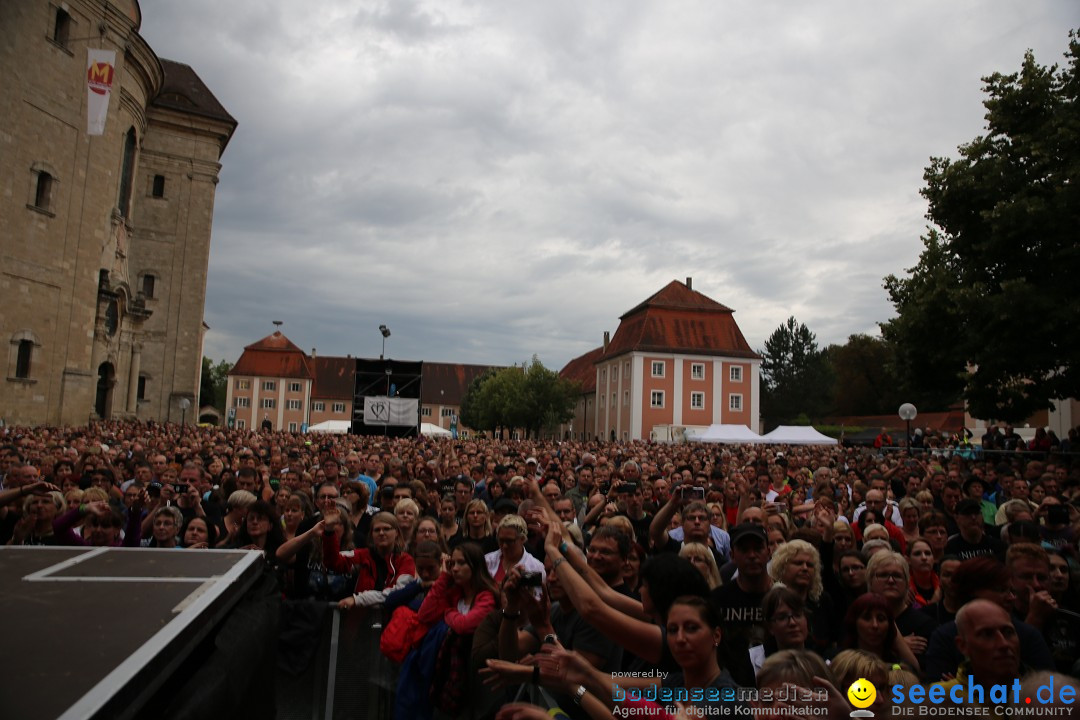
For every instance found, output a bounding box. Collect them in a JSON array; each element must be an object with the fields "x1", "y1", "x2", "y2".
[{"x1": 848, "y1": 678, "x2": 877, "y2": 718}]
